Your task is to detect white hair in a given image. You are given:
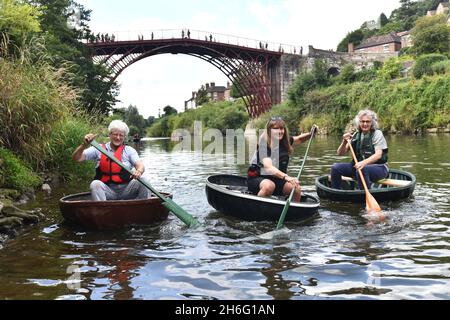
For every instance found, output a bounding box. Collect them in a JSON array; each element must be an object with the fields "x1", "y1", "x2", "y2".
[
  {"x1": 354, "y1": 109, "x2": 379, "y2": 130},
  {"x1": 108, "y1": 120, "x2": 129, "y2": 136}
]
